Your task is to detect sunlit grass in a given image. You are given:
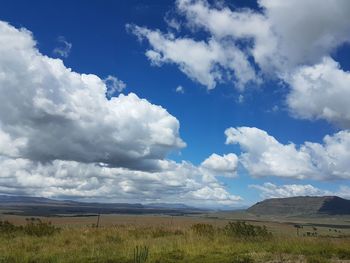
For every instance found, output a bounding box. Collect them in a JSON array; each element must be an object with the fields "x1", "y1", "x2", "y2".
[{"x1": 0, "y1": 220, "x2": 350, "y2": 262}]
